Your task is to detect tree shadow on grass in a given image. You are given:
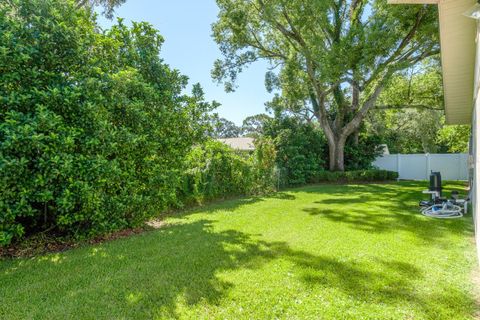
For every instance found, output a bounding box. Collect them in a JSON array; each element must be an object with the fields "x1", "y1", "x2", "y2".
[
  {"x1": 0, "y1": 217, "x2": 475, "y2": 319},
  {"x1": 259, "y1": 242, "x2": 475, "y2": 319},
  {"x1": 0, "y1": 219, "x2": 265, "y2": 318},
  {"x1": 299, "y1": 182, "x2": 473, "y2": 244},
  {"x1": 186, "y1": 191, "x2": 296, "y2": 214}
]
